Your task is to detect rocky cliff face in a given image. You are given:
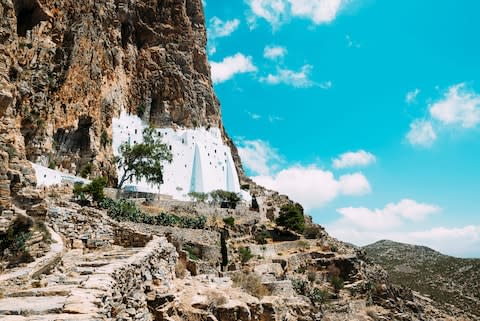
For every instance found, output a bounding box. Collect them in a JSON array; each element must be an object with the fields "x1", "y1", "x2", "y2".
[{"x1": 0, "y1": 0, "x2": 227, "y2": 207}]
